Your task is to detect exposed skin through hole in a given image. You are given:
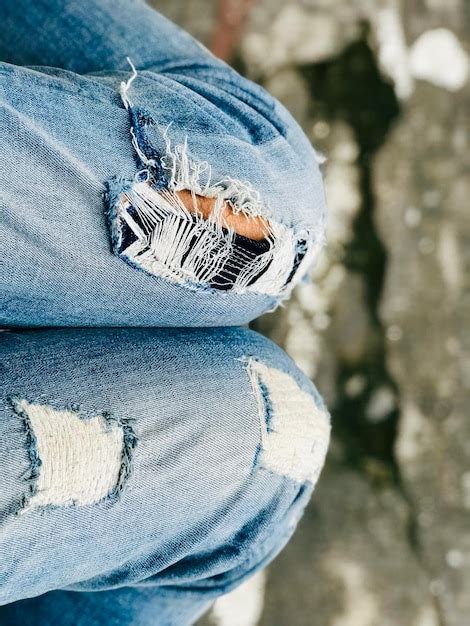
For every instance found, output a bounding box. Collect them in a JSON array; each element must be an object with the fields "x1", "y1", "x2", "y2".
[{"x1": 176, "y1": 189, "x2": 270, "y2": 241}]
